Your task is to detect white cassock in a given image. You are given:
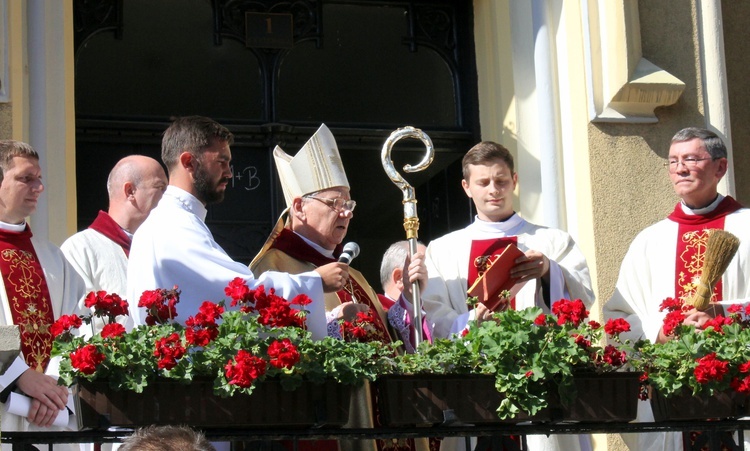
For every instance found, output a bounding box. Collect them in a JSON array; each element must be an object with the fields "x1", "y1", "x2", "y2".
[
  {"x1": 61, "y1": 228, "x2": 128, "y2": 297},
  {"x1": 421, "y1": 213, "x2": 594, "y2": 451},
  {"x1": 605, "y1": 198, "x2": 750, "y2": 451},
  {"x1": 422, "y1": 214, "x2": 594, "y2": 338},
  {"x1": 61, "y1": 227, "x2": 133, "y2": 331},
  {"x1": 0, "y1": 225, "x2": 86, "y2": 451},
  {"x1": 127, "y1": 186, "x2": 326, "y2": 339}
]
